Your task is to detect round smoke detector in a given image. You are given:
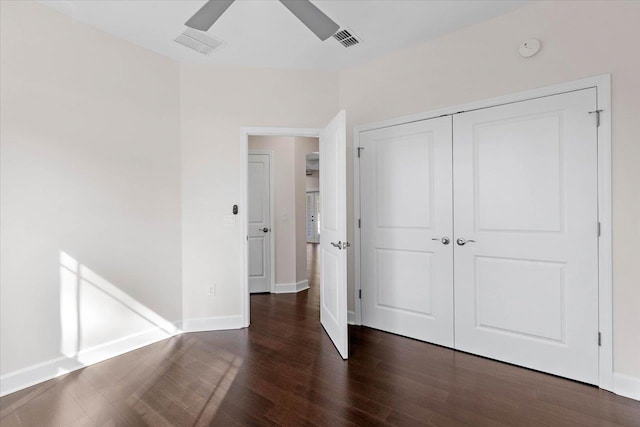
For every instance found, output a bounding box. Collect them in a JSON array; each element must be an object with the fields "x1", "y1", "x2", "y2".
[{"x1": 519, "y1": 39, "x2": 541, "y2": 58}]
